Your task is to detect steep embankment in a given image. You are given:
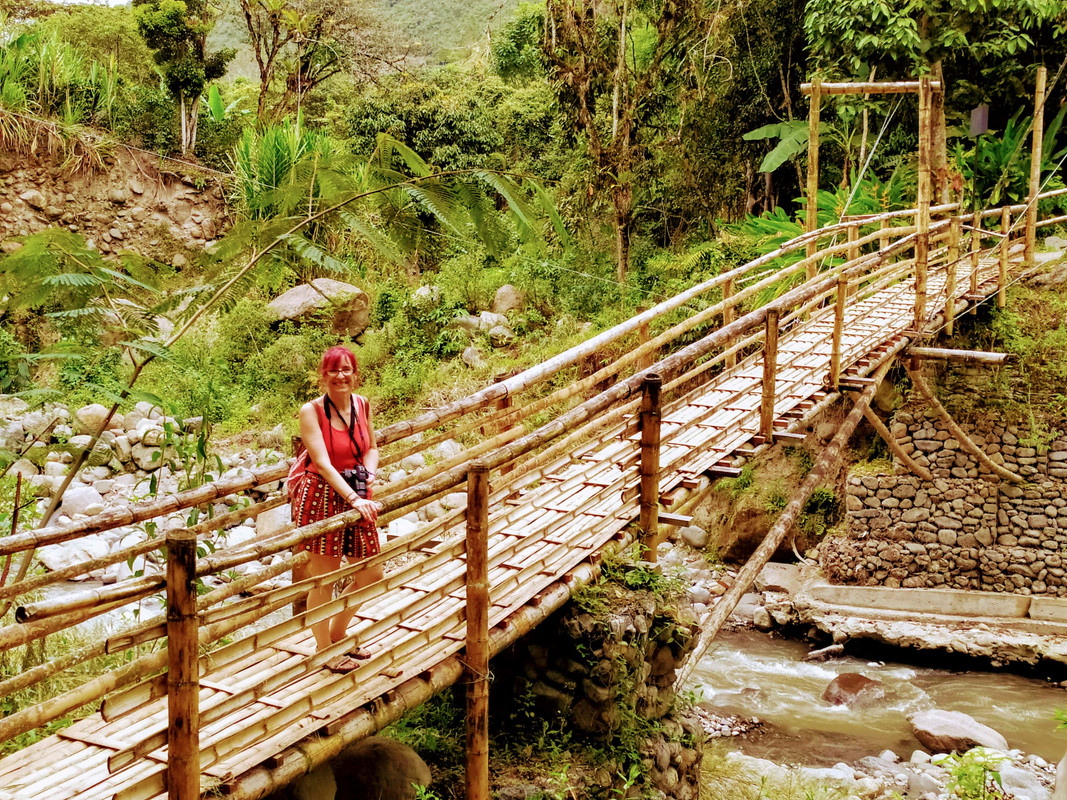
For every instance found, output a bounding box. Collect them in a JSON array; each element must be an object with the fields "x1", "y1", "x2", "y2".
[{"x1": 0, "y1": 146, "x2": 227, "y2": 264}]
